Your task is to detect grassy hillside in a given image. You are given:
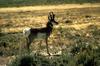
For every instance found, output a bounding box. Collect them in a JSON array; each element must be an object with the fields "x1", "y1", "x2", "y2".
[{"x1": 0, "y1": 0, "x2": 100, "y2": 7}]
